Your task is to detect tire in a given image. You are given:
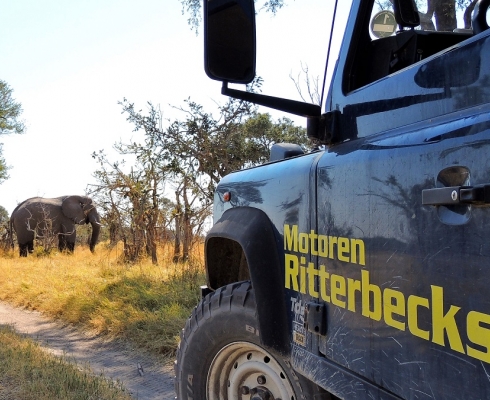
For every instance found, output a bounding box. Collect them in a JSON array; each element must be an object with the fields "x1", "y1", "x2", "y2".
[{"x1": 174, "y1": 281, "x2": 327, "y2": 399}]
